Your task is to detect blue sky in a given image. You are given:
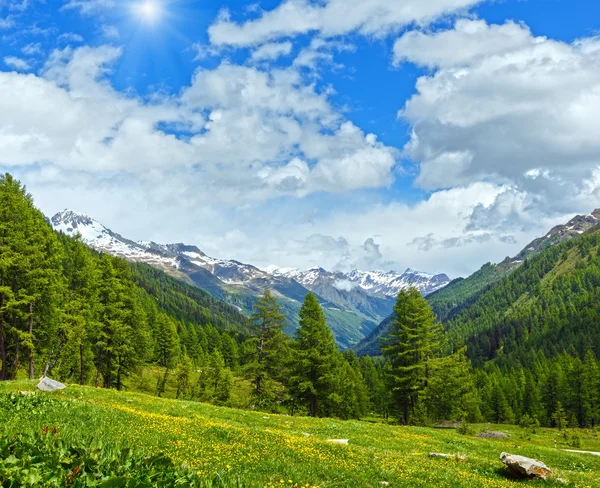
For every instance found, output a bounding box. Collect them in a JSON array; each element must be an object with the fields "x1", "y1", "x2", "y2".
[{"x1": 1, "y1": 0, "x2": 600, "y2": 277}]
